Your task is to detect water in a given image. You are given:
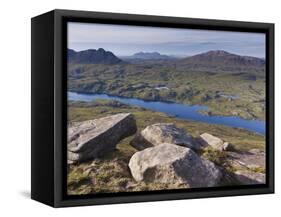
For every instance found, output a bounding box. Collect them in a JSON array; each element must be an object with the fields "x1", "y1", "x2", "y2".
[{"x1": 68, "y1": 91, "x2": 265, "y2": 135}]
